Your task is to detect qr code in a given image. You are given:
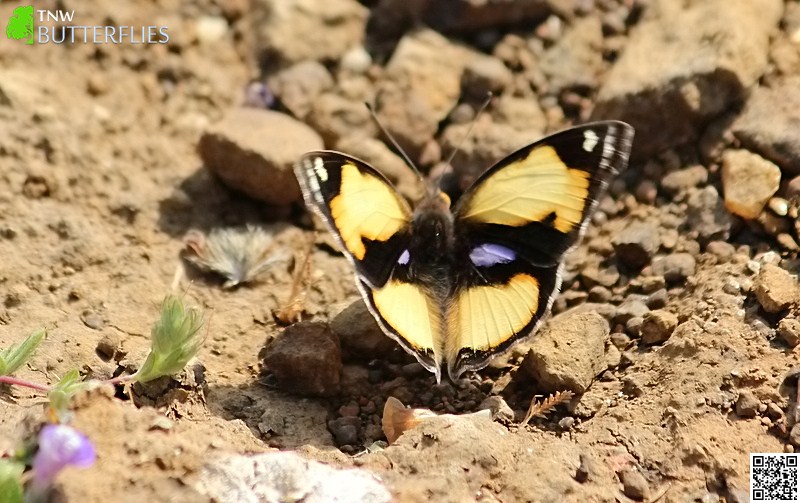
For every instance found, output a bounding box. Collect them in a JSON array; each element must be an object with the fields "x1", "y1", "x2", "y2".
[{"x1": 751, "y1": 453, "x2": 799, "y2": 502}]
